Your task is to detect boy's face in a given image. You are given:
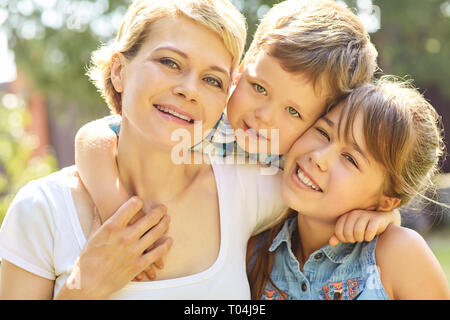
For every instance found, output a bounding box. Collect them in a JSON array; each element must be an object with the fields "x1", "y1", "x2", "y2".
[{"x1": 227, "y1": 51, "x2": 329, "y2": 155}]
